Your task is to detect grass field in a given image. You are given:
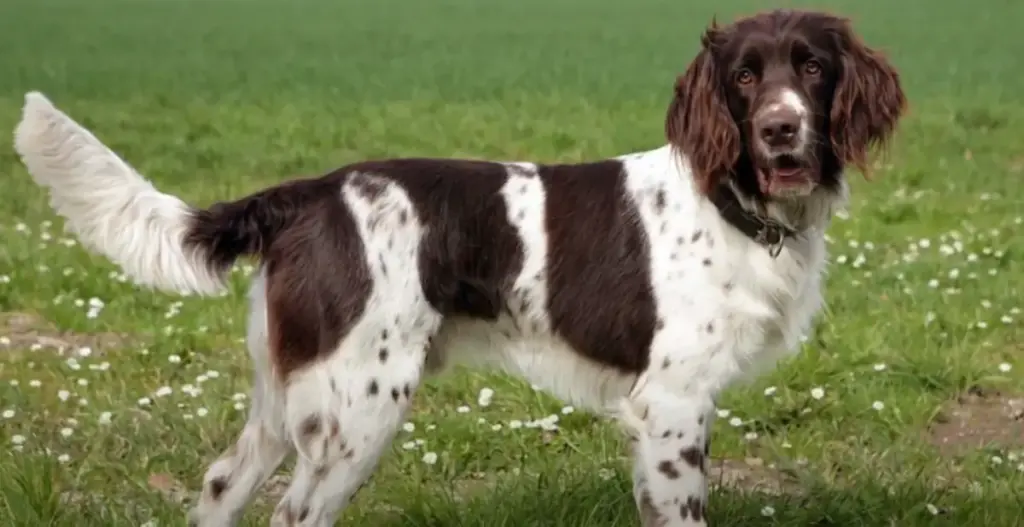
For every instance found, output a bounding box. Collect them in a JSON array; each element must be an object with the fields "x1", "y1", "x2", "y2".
[{"x1": 1, "y1": 0, "x2": 1023, "y2": 525}]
